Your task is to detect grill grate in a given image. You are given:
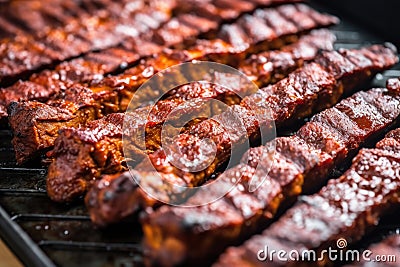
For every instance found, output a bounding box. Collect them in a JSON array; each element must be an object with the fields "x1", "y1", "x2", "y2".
[{"x1": 0, "y1": 2, "x2": 400, "y2": 267}]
